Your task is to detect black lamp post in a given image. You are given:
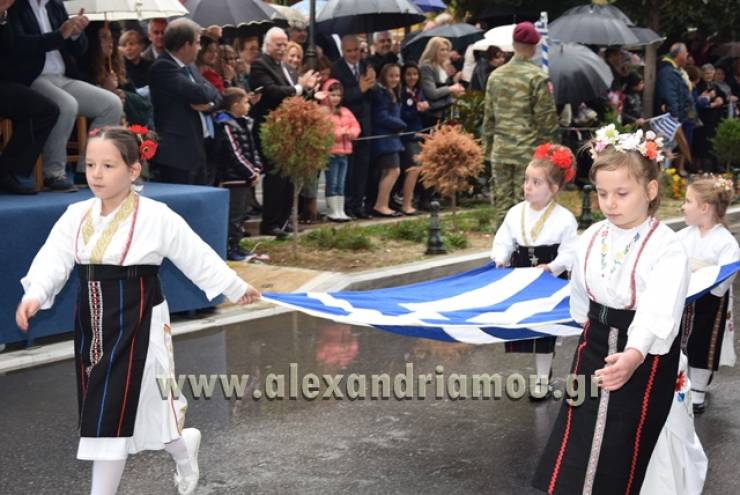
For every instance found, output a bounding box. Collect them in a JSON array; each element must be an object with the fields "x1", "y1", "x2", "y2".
[
  {"x1": 304, "y1": 0, "x2": 317, "y2": 70},
  {"x1": 578, "y1": 184, "x2": 594, "y2": 230}
]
